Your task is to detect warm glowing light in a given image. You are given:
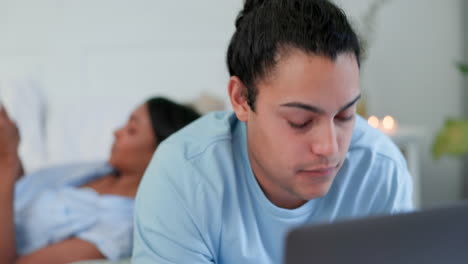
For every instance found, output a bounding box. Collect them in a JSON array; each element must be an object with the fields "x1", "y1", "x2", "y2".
[
  {"x1": 367, "y1": 115, "x2": 379, "y2": 128},
  {"x1": 382, "y1": 115, "x2": 396, "y2": 130}
]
